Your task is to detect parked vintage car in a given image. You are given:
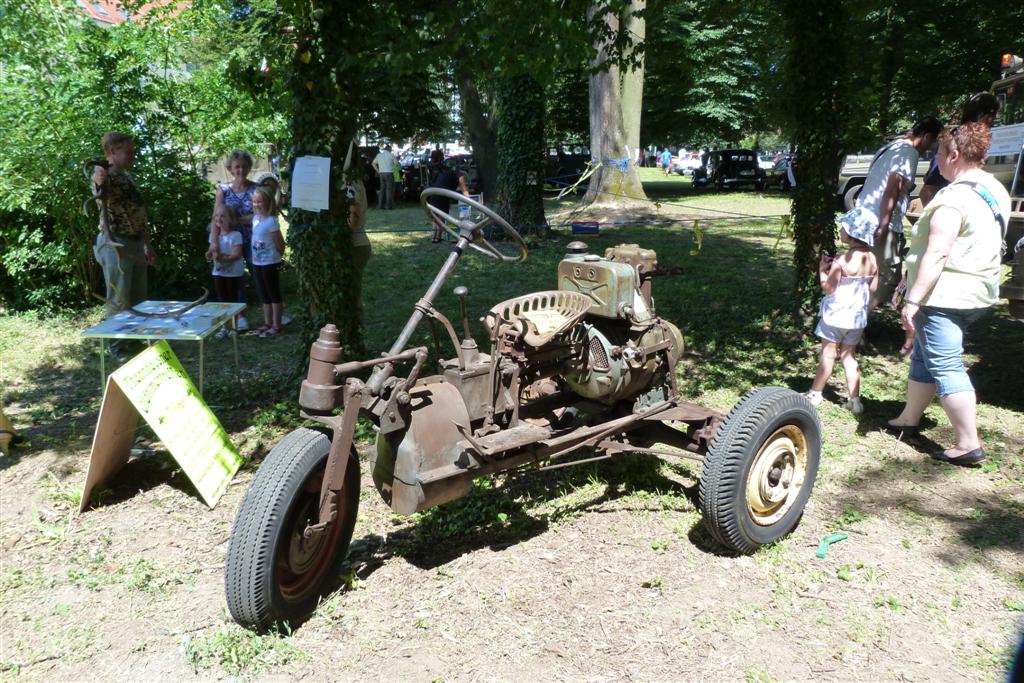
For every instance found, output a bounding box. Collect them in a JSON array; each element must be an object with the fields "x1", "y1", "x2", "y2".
[
  {"x1": 765, "y1": 155, "x2": 796, "y2": 191},
  {"x1": 672, "y1": 153, "x2": 703, "y2": 176},
  {"x1": 545, "y1": 144, "x2": 590, "y2": 191},
  {"x1": 692, "y1": 149, "x2": 767, "y2": 190}
]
